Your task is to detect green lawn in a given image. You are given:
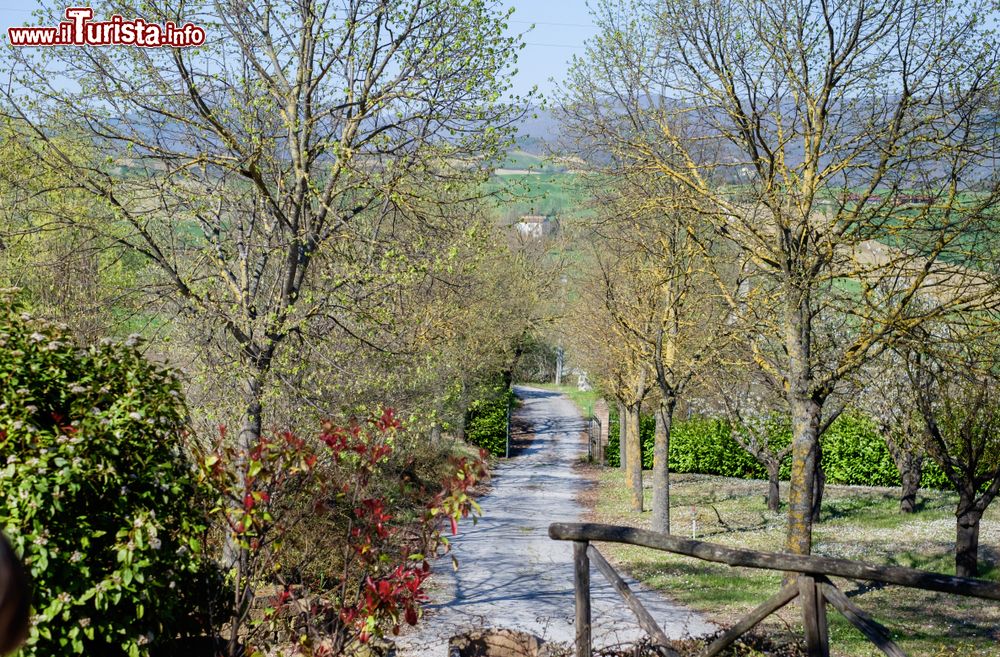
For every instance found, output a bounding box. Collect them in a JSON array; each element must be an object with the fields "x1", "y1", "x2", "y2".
[
  {"x1": 530, "y1": 382, "x2": 601, "y2": 418},
  {"x1": 587, "y1": 469, "x2": 1000, "y2": 657}
]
